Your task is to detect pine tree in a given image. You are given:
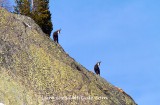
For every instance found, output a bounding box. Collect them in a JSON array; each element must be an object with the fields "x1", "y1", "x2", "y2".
[
  {"x1": 14, "y1": 0, "x2": 53, "y2": 37},
  {"x1": 31, "y1": 0, "x2": 53, "y2": 37},
  {"x1": 14, "y1": 0, "x2": 31, "y2": 16}
]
